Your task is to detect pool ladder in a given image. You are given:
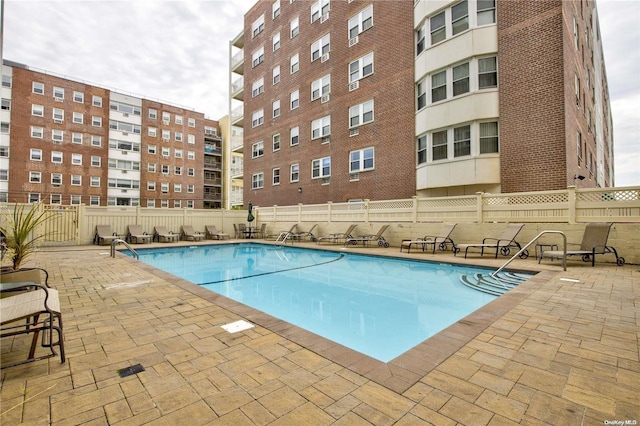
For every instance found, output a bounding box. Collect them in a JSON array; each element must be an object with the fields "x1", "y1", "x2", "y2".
[
  {"x1": 111, "y1": 239, "x2": 139, "y2": 260},
  {"x1": 274, "y1": 231, "x2": 293, "y2": 245}
]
